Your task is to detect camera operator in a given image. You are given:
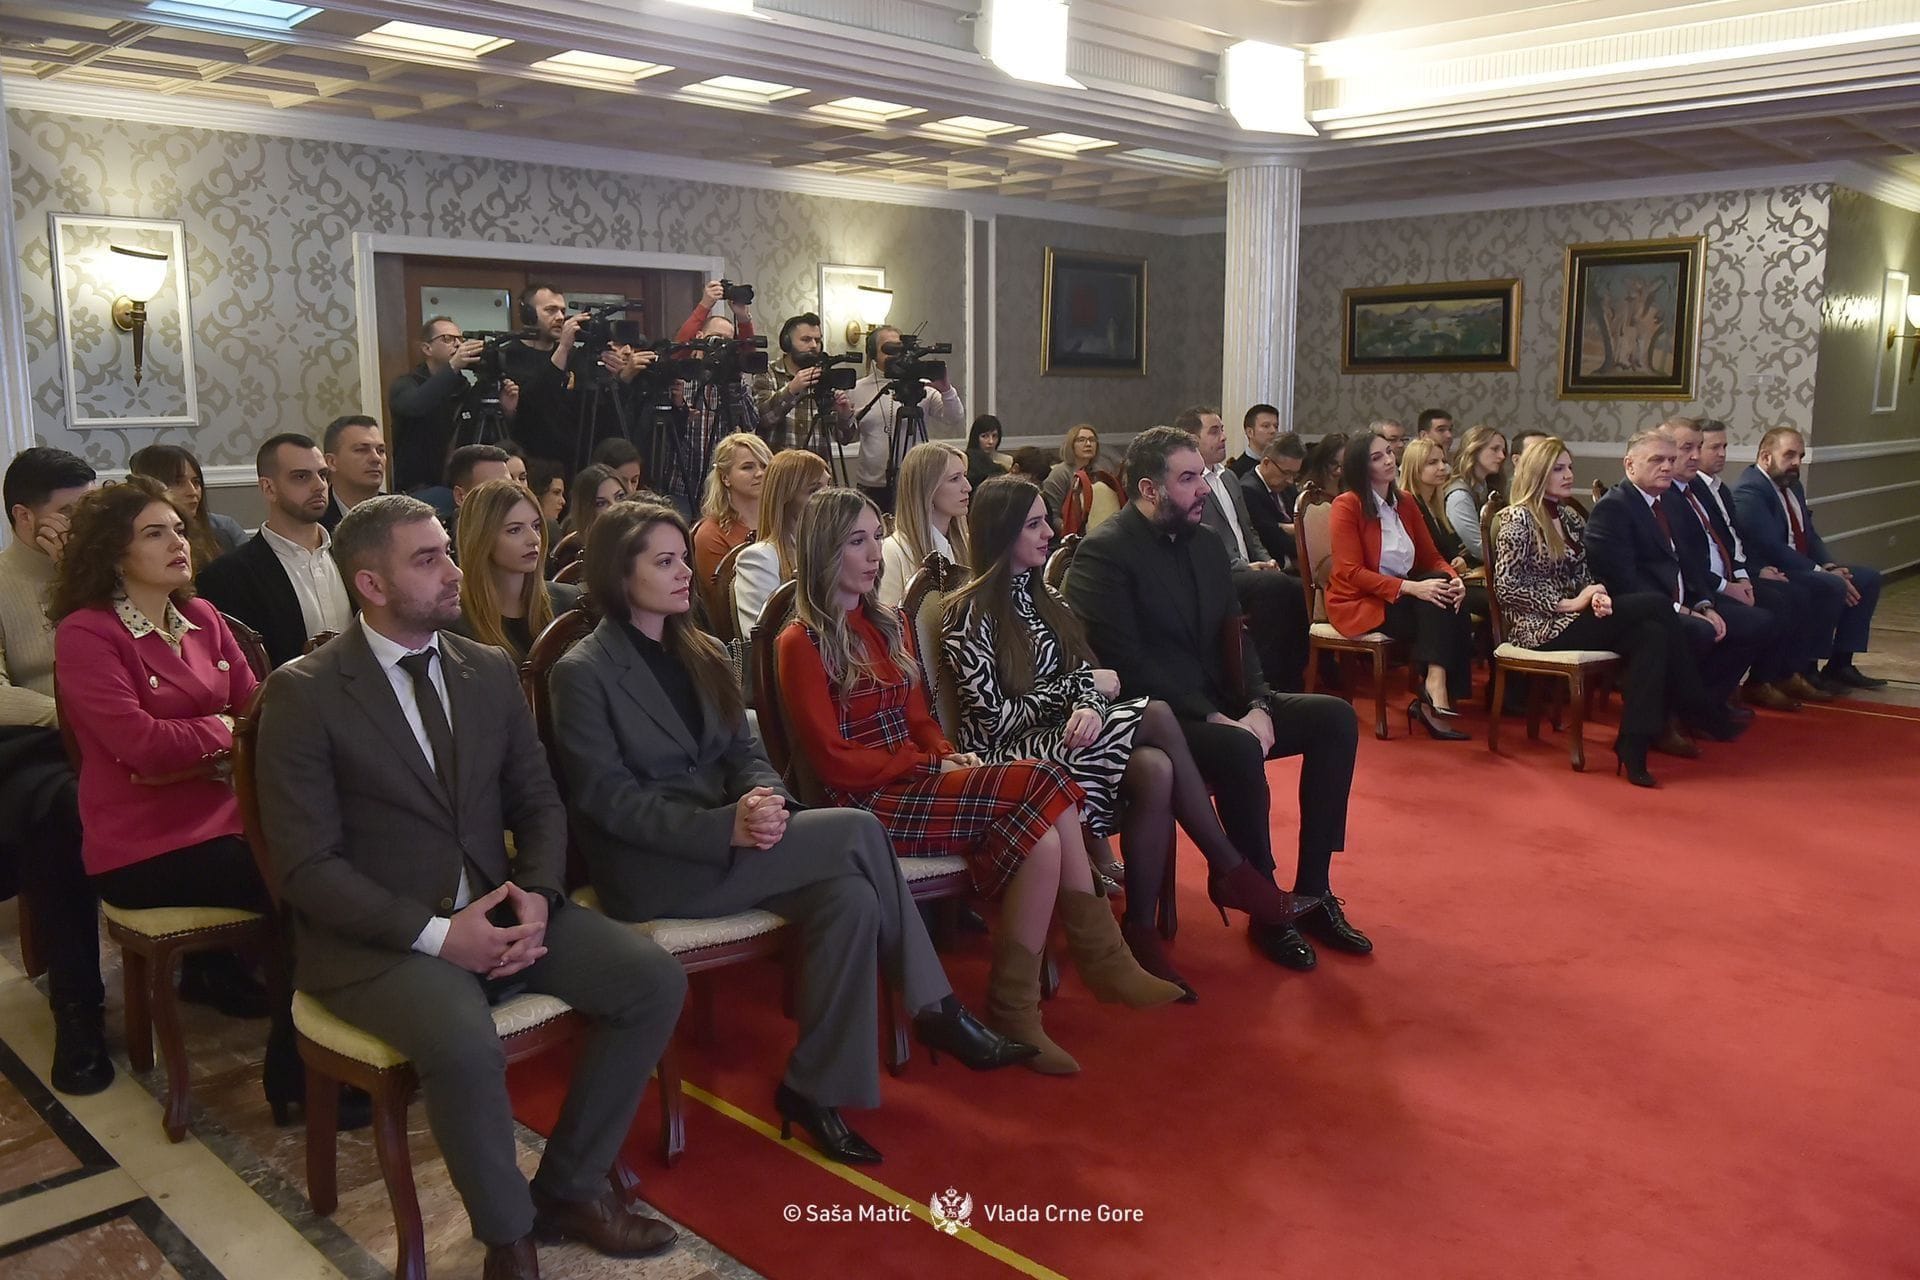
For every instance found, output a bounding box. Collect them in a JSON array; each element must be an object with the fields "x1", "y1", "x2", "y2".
[
  {"x1": 499, "y1": 283, "x2": 597, "y2": 469},
  {"x1": 850, "y1": 324, "x2": 965, "y2": 511},
  {"x1": 662, "y1": 302, "x2": 760, "y2": 518},
  {"x1": 674, "y1": 279, "x2": 758, "y2": 344},
  {"x1": 755, "y1": 312, "x2": 856, "y2": 467},
  {"x1": 388, "y1": 316, "x2": 520, "y2": 493}
]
